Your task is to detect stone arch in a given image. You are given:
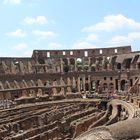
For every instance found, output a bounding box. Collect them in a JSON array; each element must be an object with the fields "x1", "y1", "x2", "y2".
[
  {"x1": 63, "y1": 58, "x2": 68, "y2": 65},
  {"x1": 85, "y1": 83, "x2": 89, "y2": 91},
  {"x1": 70, "y1": 58, "x2": 75, "y2": 65},
  {"x1": 120, "y1": 79, "x2": 127, "y2": 91},
  {"x1": 38, "y1": 79, "x2": 43, "y2": 86},
  {"x1": 63, "y1": 65, "x2": 69, "y2": 72},
  {"x1": 13, "y1": 80, "x2": 20, "y2": 88},
  {"x1": 5, "y1": 81, "x2": 12, "y2": 89},
  {"x1": 91, "y1": 57, "x2": 96, "y2": 64},
  {"x1": 22, "y1": 80, "x2": 28, "y2": 88},
  {"x1": 109, "y1": 83, "x2": 114, "y2": 94},
  {"x1": 30, "y1": 80, "x2": 35, "y2": 86},
  {"x1": 103, "y1": 83, "x2": 108, "y2": 91},
  {"x1": 91, "y1": 64, "x2": 96, "y2": 71}
]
